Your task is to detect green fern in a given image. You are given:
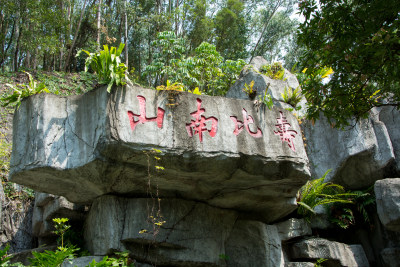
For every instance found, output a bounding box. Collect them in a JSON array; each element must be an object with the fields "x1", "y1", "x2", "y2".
[
  {"x1": 282, "y1": 86, "x2": 302, "y2": 108},
  {"x1": 297, "y1": 170, "x2": 356, "y2": 221}
]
